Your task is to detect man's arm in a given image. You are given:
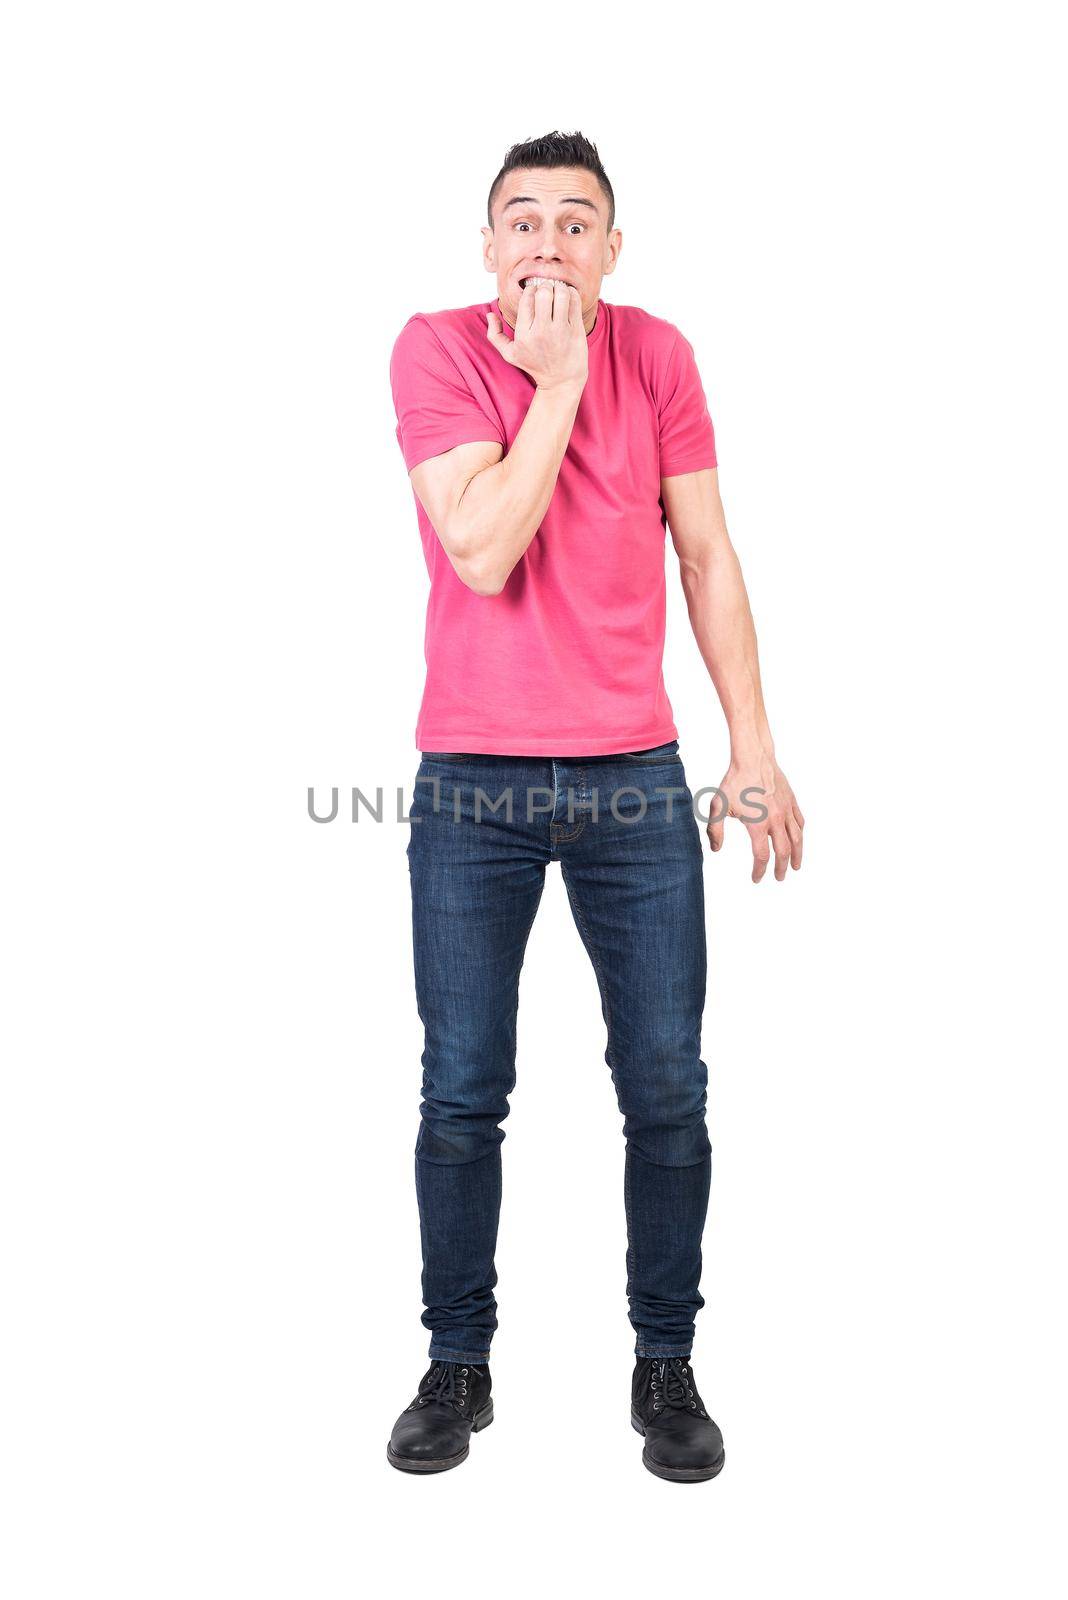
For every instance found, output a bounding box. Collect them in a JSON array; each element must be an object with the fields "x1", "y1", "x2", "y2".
[
  {"x1": 409, "y1": 380, "x2": 583, "y2": 596},
  {"x1": 662, "y1": 466, "x2": 805, "y2": 882},
  {"x1": 408, "y1": 281, "x2": 588, "y2": 597}
]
